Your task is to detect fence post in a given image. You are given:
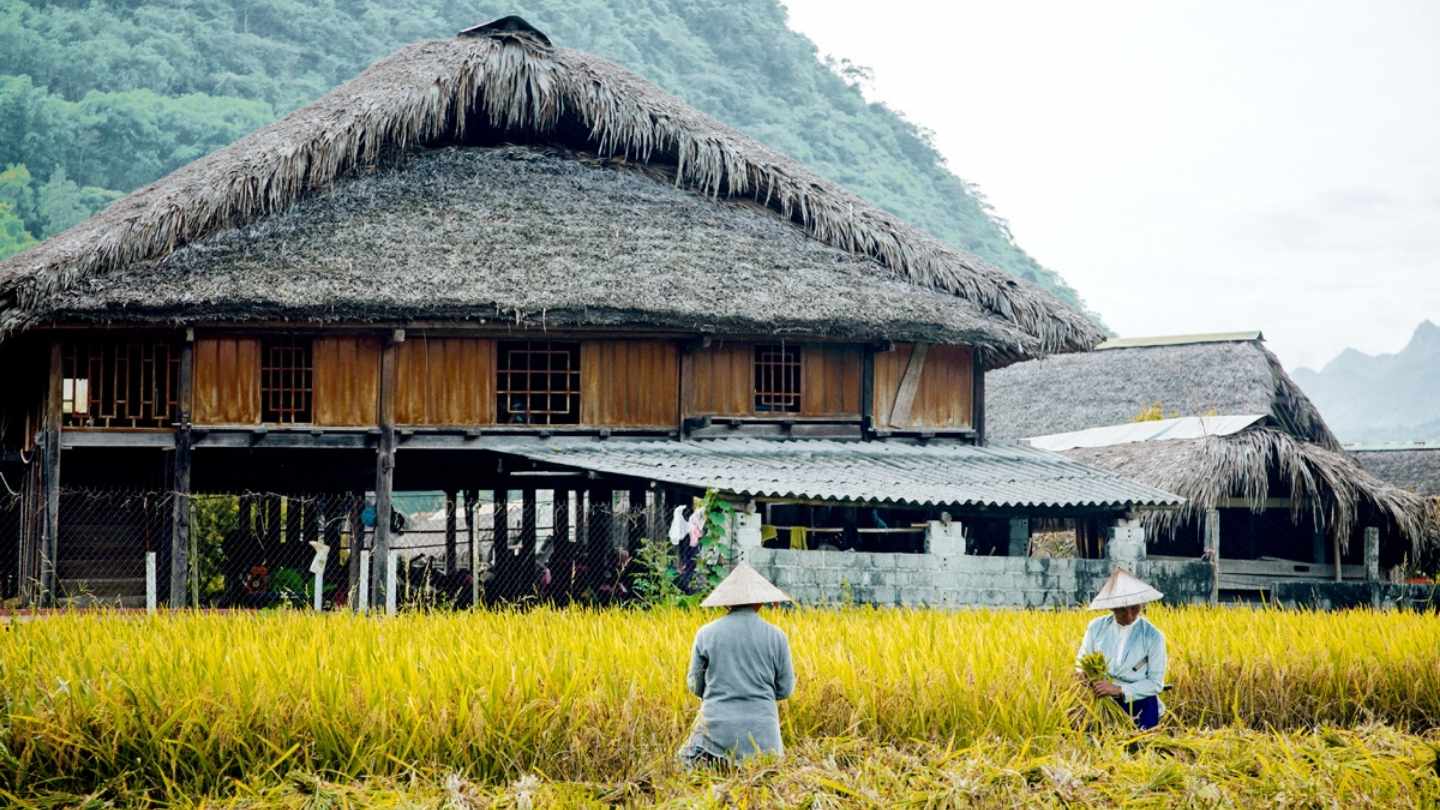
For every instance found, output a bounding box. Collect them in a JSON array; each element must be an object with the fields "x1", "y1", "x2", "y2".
[
  {"x1": 145, "y1": 551, "x2": 157, "y2": 614},
  {"x1": 357, "y1": 550, "x2": 371, "y2": 612},
  {"x1": 385, "y1": 550, "x2": 397, "y2": 616},
  {"x1": 170, "y1": 331, "x2": 194, "y2": 608}
]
